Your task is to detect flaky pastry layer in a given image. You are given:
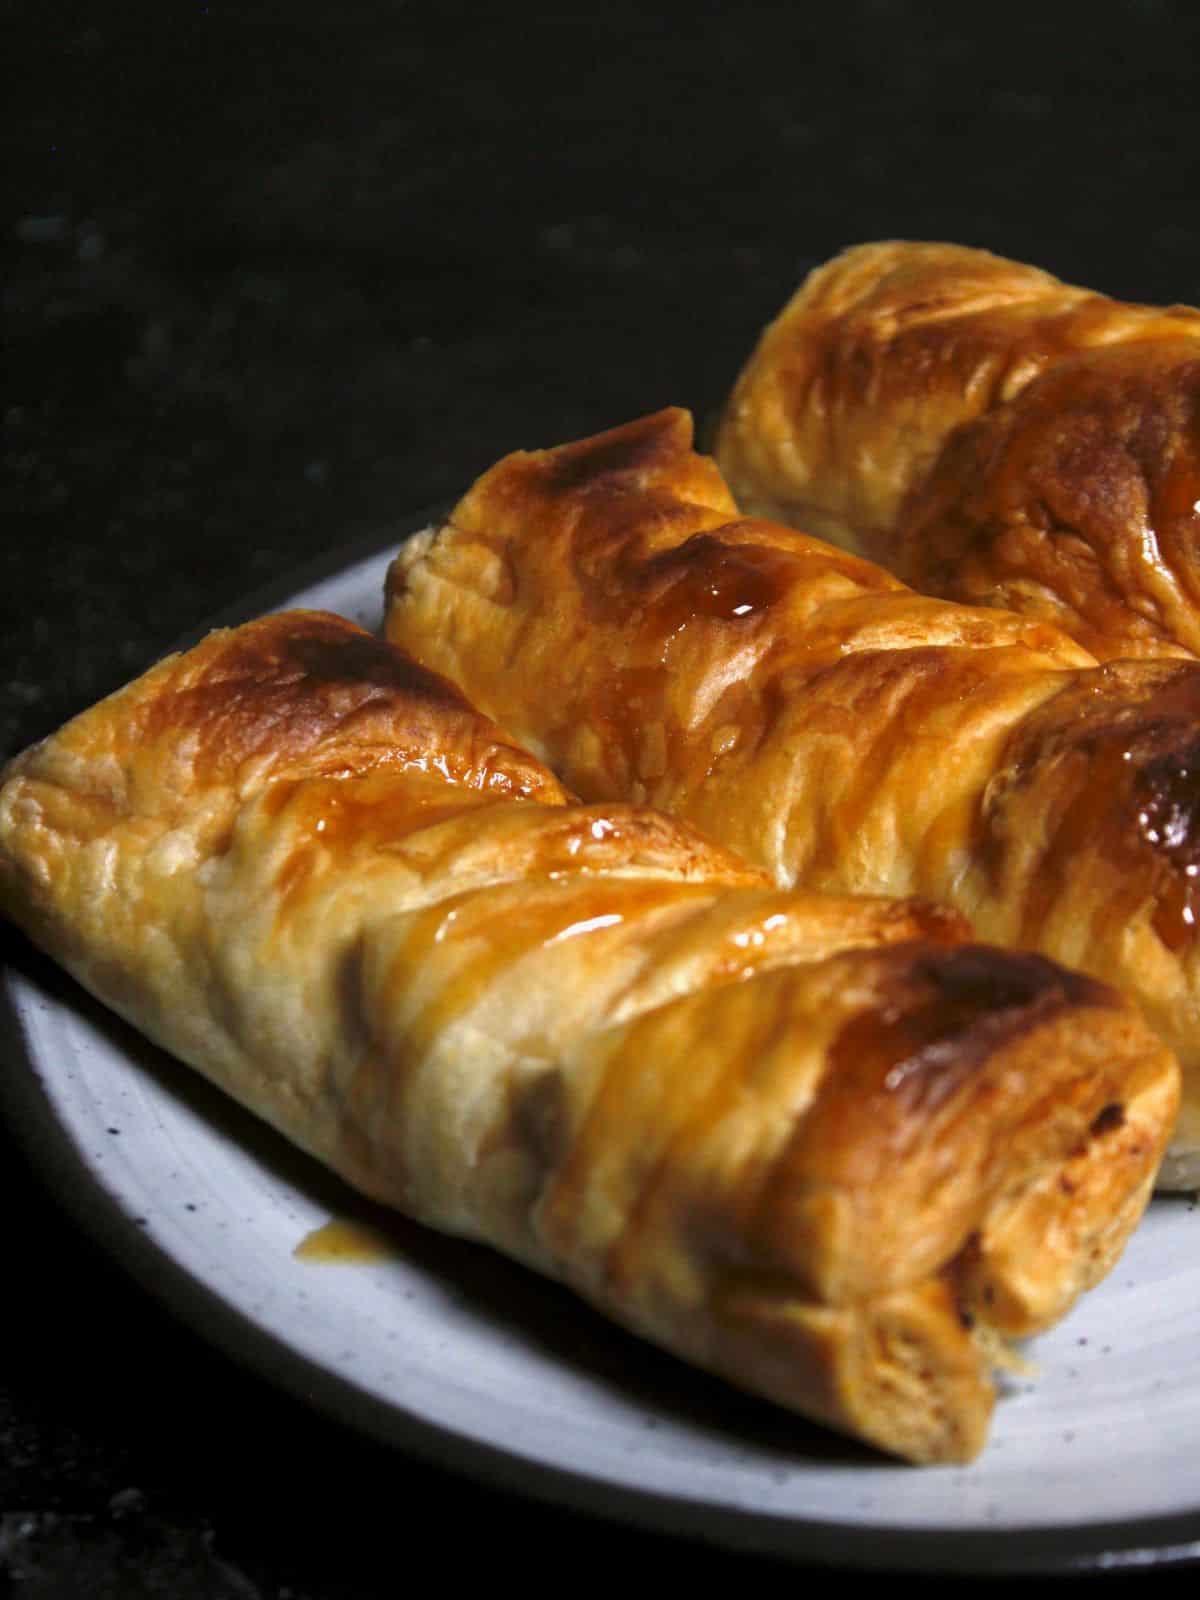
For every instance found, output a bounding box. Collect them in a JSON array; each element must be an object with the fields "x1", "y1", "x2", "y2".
[
  {"x1": 0, "y1": 611, "x2": 1178, "y2": 1463},
  {"x1": 713, "y1": 240, "x2": 1200, "y2": 663},
  {"x1": 384, "y1": 409, "x2": 1200, "y2": 1185}
]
